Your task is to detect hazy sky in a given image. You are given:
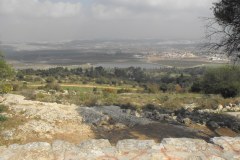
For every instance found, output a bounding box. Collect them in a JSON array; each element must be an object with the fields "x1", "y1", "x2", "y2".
[{"x1": 0, "y1": 0, "x2": 216, "y2": 42}]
